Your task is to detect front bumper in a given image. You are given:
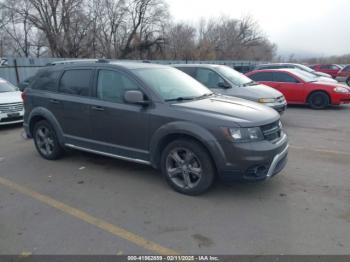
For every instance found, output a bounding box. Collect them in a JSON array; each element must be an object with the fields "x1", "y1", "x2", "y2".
[
  {"x1": 262, "y1": 101, "x2": 287, "y2": 114},
  {"x1": 217, "y1": 133, "x2": 289, "y2": 182},
  {"x1": 331, "y1": 92, "x2": 350, "y2": 105},
  {"x1": 0, "y1": 110, "x2": 24, "y2": 125}
]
